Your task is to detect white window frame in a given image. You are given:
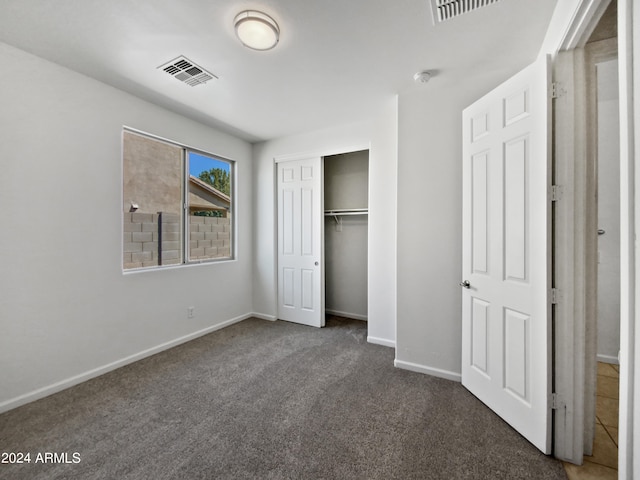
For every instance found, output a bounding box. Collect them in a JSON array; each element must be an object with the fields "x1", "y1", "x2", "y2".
[{"x1": 122, "y1": 128, "x2": 235, "y2": 272}]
